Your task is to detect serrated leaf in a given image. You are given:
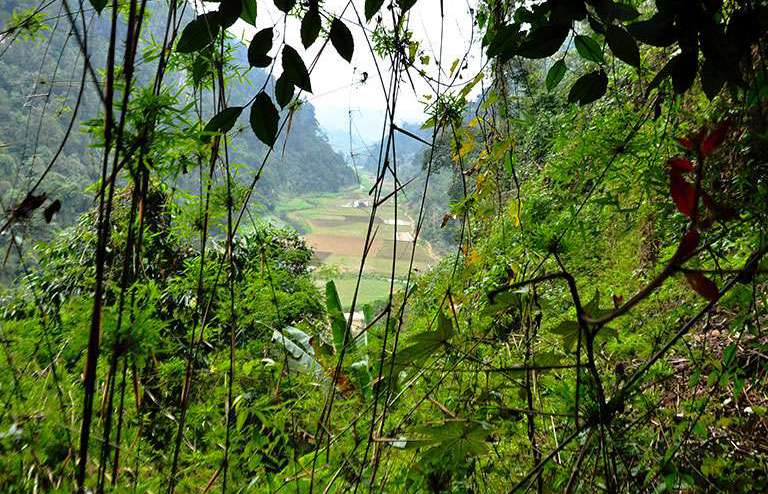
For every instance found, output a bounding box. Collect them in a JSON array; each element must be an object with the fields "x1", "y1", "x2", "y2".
[
  {"x1": 176, "y1": 14, "x2": 220, "y2": 54},
  {"x1": 330, "y1": 18, "x2": 354, "y2": 62},
  {"x1": 274, "y1": 0, "x2": 295, "y2": 13},
  {"x1": 301, "y1": 5, "x2": 321, "y2": 48},
  {"x1": 575, "y1": 35, "x2": 604, "y2": 63},
  {"x1": 203, "y1": 106, "x2": 244, "y2": 138},
  {"x1": 249, "y1": 92, "x2": 279, "y2": 147},
  {"x1": 365, "y1": 0, "x2": 385, "y2": 20},
  {"x1": 282, "y1": 45, "x2": 312, "y2": 92},
  {"x1": 241, "y1": 0, "x2": 257, "y2": 25},
  {"x1": 606, "y1": 25, "x2": 640, "y2": 67},
  {"x1": 248, "y1": 28, "x2": 273, "y2": 68},
  {"x1": 518, "y1": 24, "x2": 569, "y2": 59},
  {"x1": 546, "y1": 59, "x2": 567, "y2": 91},
  {"x1": 274, "y1": 74, "x2": 294, "y2": 108},
  {"x1": 568, "y1": 70, "x2": 608, "y2": 105}
]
